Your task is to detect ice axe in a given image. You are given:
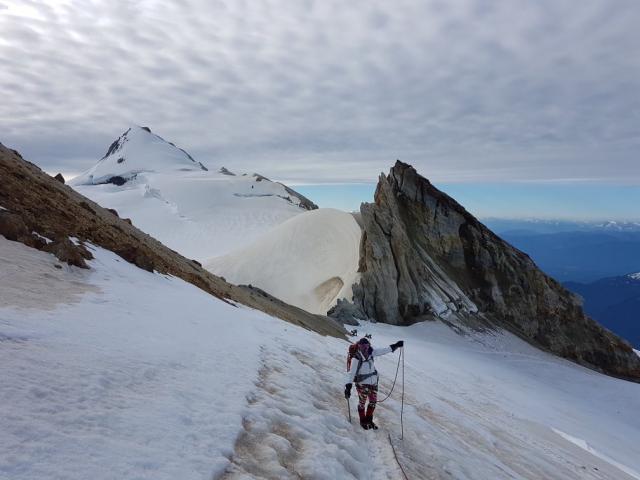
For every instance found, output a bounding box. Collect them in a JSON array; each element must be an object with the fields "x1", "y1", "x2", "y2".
[{"x1": 346, "y1": 397, "x2": 352, "y2": 423}]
